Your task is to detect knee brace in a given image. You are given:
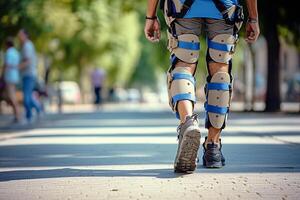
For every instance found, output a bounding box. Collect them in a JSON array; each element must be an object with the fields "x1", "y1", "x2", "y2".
[
  {"x1": 167, "y1": 32, "x2": 200, "y2": 64},
  {"x1": 204, "y1": 71, "x2": 232, "y2": 129},
  {"x1": 167, "y1": 66, "x2": 196, "y2": 119},
  {"x1": 207, "y1": 34, "x2": 236, "y2": 64}
]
